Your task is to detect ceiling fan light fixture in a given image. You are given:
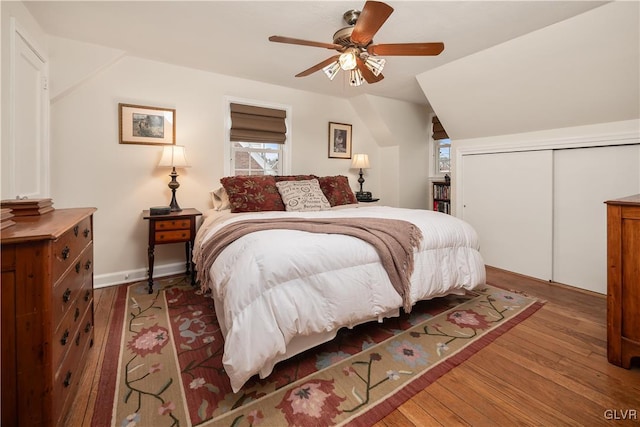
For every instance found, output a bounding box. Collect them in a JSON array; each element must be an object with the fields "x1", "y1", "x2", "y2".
[
  {"x1": 364, "y1": 56, "x2": 386, "y2": 76},
  {"x1": 339, "y1": 48, "x2": 358, "y2": 71},
  {"x1": 349, "y1": 68, "x2": 364, "y2": 87},
  {"x1": 322, "y1": 60, "x2": 341, "y2": 80}
]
